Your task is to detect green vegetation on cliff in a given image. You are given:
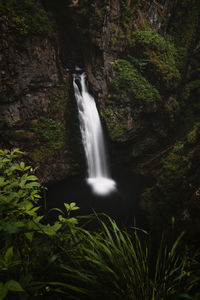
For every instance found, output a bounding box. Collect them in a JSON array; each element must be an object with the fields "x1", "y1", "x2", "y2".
[
  {"x1": 141, "y1": 122, "x2": 200, "y2": 237},
  {"x1": 112, "y1": 59, "x2": 161, "y2": 103},
  {"x1": 31, "y1": 116, "x2": 64, "y2": 152},
  {"x1": 0, "y1": 0, "x2": 55, "y2": 36},
  {"x1": 129, "y1": 25, "x2": 180, "y2": 91},
  {"x1": 29, "y1": 116, "x2": 65, "y2": 163}
]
